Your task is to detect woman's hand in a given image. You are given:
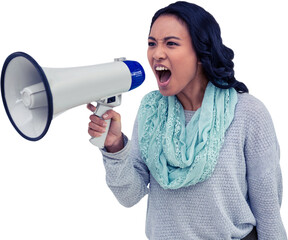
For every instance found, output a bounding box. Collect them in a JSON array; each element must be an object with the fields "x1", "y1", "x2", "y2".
[{"x1": 87, "y1": 103, "x2": 124, "y2": 153}]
